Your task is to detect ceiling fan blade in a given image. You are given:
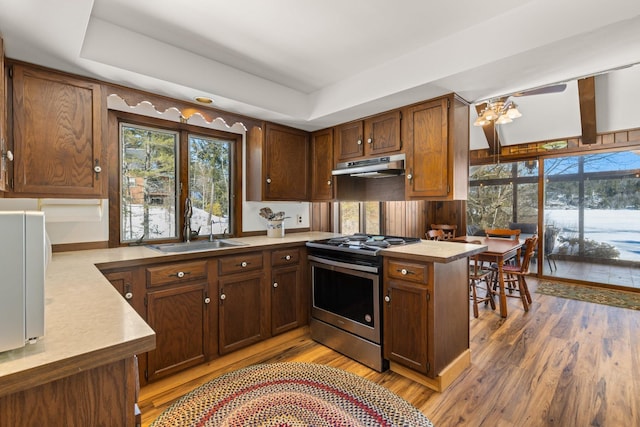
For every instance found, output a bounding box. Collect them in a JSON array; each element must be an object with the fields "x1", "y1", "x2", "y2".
[{"x1": 512, "y1": 83, "x2": 567, "y2": 97}]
